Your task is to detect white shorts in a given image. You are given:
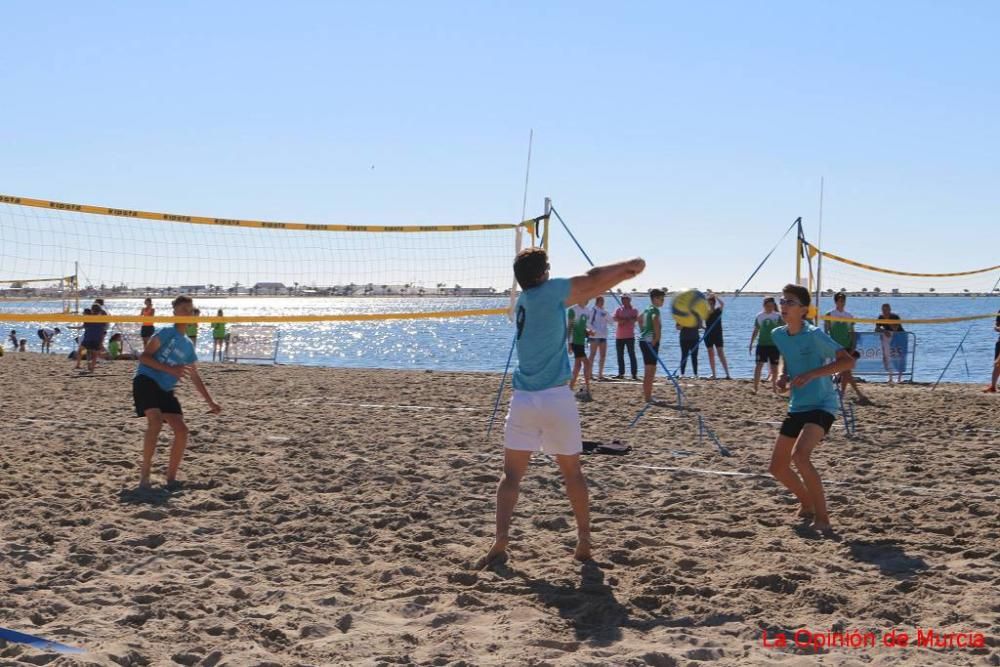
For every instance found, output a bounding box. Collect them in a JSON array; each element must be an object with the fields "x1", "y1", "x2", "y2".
[{"x1": 504, "y1": 385, "x2": 582, "y2": 456}]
